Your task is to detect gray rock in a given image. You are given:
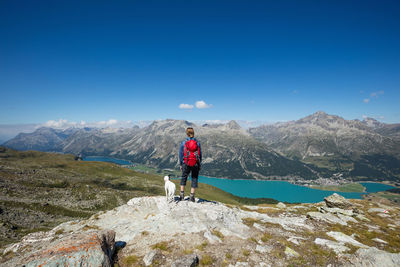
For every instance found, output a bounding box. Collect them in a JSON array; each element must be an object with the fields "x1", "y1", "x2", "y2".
[
  {"x1": 337, "y1": 214, "x2": 358, "y2": 224},
  {"x1": 229, "y1": 262, "x2": 249, "y2": 267},
  {"x1": 326, "y1": 231, "x2": 368, "y2": 248},
  {"x1": 324, "y1": 193, "x2": 352, "y2": 209},
  {"x1": 356, "y1": 214, "x2": 370, "y2": 221},
  {"x1": 204, "y1": 230, "x2": 222, "y2": 244},
  {"x1": 171, "y1": 254, "x2": 199, "y2": 267},
  {"x1": 255, "y1": 244, "x2": 272, "y2": 253},
  {"x1": 368, "y1": 208, "x2": 387, "y2": 213},
  {"x1": 345, "y1": 247, "x2": 400, "y2": 267},
  {"x1": 23, "y1": 230, "x2": 115, "y2": 267},
  {"x1": 315, "y1": 238, "x2": 350, "y2": 254},
  {"x1": 288, "y1": 236, "x2": 306, "y2": 245},
  {"x1": 372, "y1": 238, "x2": 388, "y2": 244},
  {"x1": 319, "y1": 206, "x2": 354, "y2": 216},
  {"x1": 284, "y1": 246, "x2": 300, "y2": 258},
  {"x1": 143, "y1": 250, "x2": 158, "y2": 266},
  {"x1": 307, "y1": 211, "x2": 347, "y2": 225},
  {"x1": 276, "y1": 202, "x2": 286, "y2": 209}
]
